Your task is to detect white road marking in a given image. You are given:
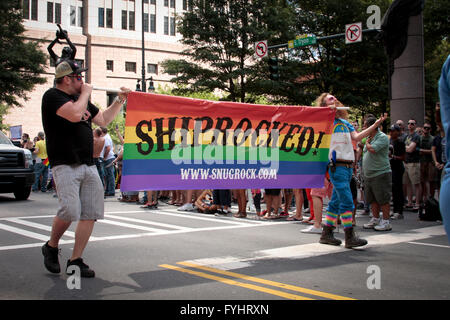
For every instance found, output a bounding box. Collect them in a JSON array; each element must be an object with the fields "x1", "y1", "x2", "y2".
[
  {"x1": 407, "y1": 241, "x2": 450, "y2": 249},
  {"x1": 0, "y1": 222, "x2": 52, "y2": 242},
  {"x1": 183, "y1": 226, "x2": 447, "y2": 270},
  {"x1": 105, "y1": 214, "x2": 192, "y2": 231},
  {"x1": 0, "y1": 207, "x2": 283, "y2": 251},
  {"x1": 4, "y1": 218, "x2": 75, "y2": 238},
  {"x1": 98, "y1": 219, "x2": 170, "y2": 233}
]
